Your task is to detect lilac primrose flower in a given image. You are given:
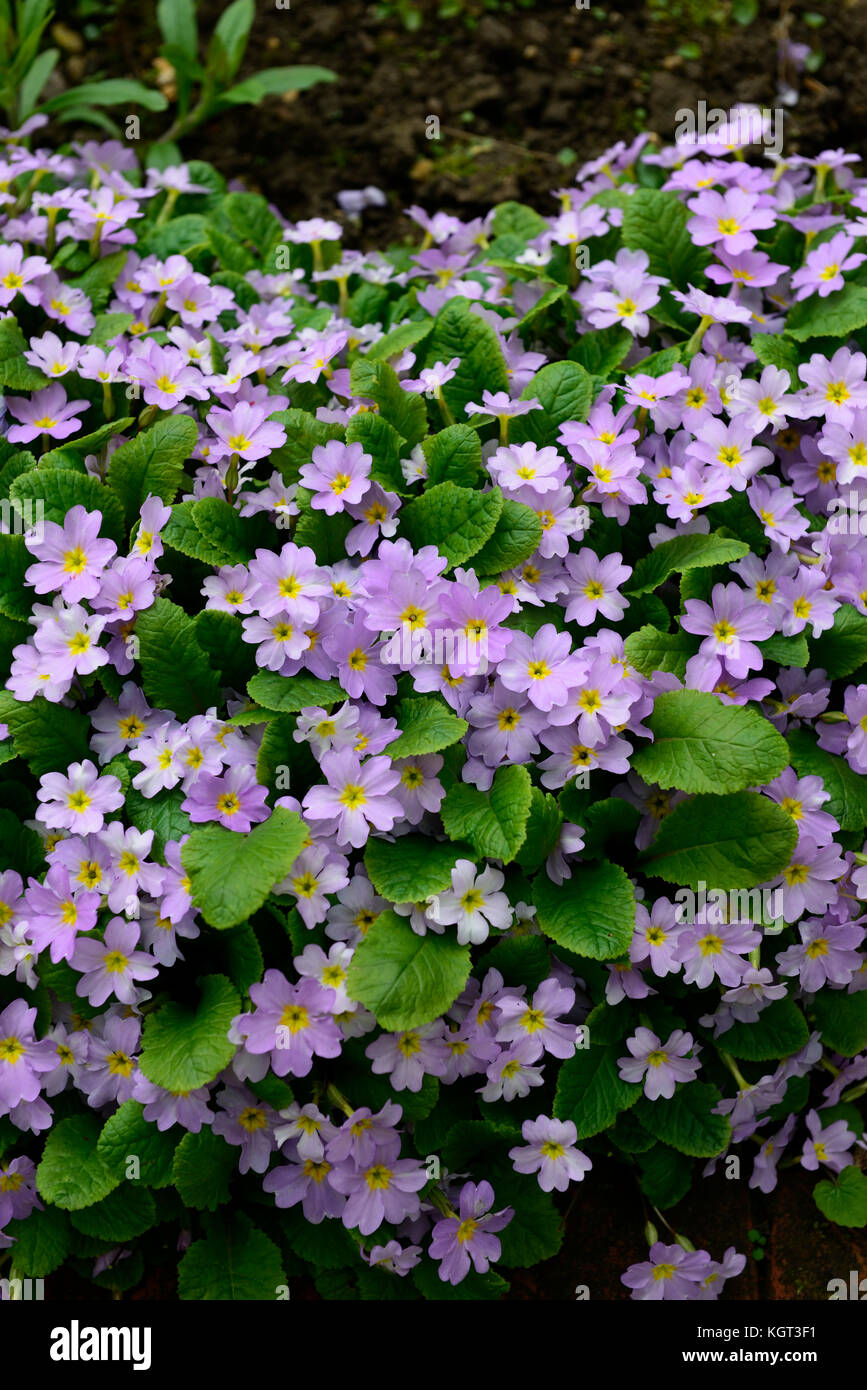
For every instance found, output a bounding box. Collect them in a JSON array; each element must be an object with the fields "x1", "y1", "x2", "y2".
[
  {"x1": 23, "y1": 864, "x2": 100, "y2": 963},
  {"x1": 497, "y1": 622, "x2": 582, "y2": 712},
  {"x1": 433, "y1": 860, "x2": 512, "y2": 945},
  {"x1": 429, "y1": 1180, "x2": 513, "y2": 1285},
  {"x1": 508, "y1": 1115, "x2": 592, "y2": 1191},
  {"x1": 263, "y1": 1155, "x2": 345, "y2": 1224},
  {"x1": 239, "y1": 971, "x2": 343, "y2": 1078},
  {"x1": 182, "y1": 762, "x2": 270, "y2": 832},
  {"x1": 70, "y1": 916, "x2": 158, "y2": 1006},
  {"x1": 0, "y1": 1000, "x2": 56, "y2": 1111},
  {"x1": 800, "y1": 1108, "x2": 857, "y2": 1173},
  {"x1": 769, "y1": 838, "x2": 847, "y2": 921},
  {"x1": 299, "y1": 439, "x2": 372, "y2": 513},
  {"x1": 680, "y1": 582, "x2": 774, "y2": 681},
  {"x1": 302, "y1": 748, "x2": 403, "y2": 849},
  {"x1": 329, "y1": 1152, "x2": 428, "y2": 1235},
  {"x1": 5, "y1": 383, "x2": 89, "y2": 442},
  {"x1": 24, "y1": 505, "x2": 117, "y2": 602},
  {"x1": 617, "y1": 1027, "x2": 701, "y2": 1101},
  {"x1": 791, "y1": 231, "x2": 866, "y2": 300},
  {"x1": 776, "y1": 917, "x2": 864, "y2": 990},
  {"x1": 131, "y1": 1077, "x2": 215, "y2": 1133},
  {"x1": 621, "y1": 1242, "x2": 714, "y2": 1301},
  {"x1": 35, "y1": 759, "x2": 123, "y2": 835},
  {"x1": 495, "y1": 977, "x2": 577, "y2": 1061},
  {"x1": 564, "y1": 549, "x2": 631, "y2": 626},
  {"x1": 749, "y1": 1113, "x2": 797, "y2": 1193},
  {"x1": 676, "y1": 918, "x2": 761, "y2": 989},
  {"x1": 205, "y1": 400, "x2": 287, "y2": 462},
  {"x1": 366, "y1": 1023, "x2": 450, "y2": 1092}
]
